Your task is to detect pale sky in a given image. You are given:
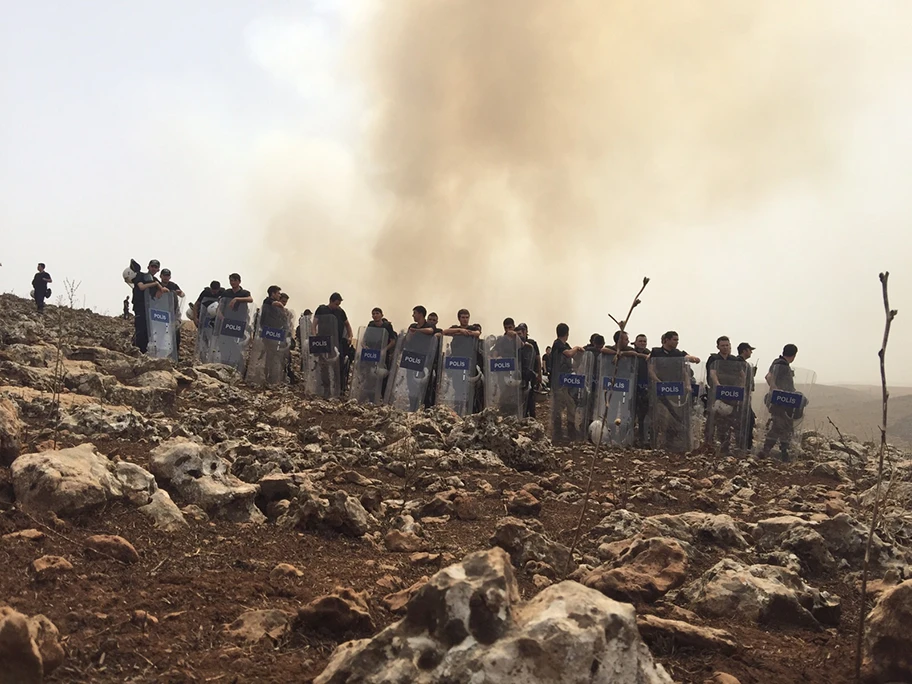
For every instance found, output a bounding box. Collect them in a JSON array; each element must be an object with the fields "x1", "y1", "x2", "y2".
[{"x1": 2, "y1": 1, "x2": 911, "y2": 386}]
